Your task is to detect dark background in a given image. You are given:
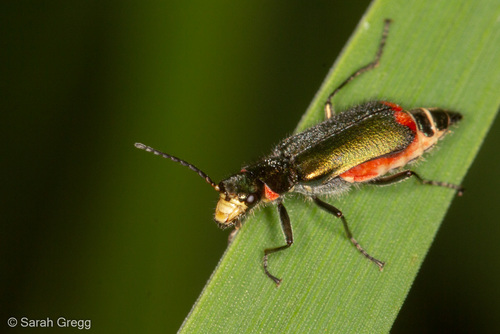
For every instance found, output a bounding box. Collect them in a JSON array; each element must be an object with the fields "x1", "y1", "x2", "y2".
[{"x1": 2, "y1": 1, "x2": 499, "y2": 333}]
